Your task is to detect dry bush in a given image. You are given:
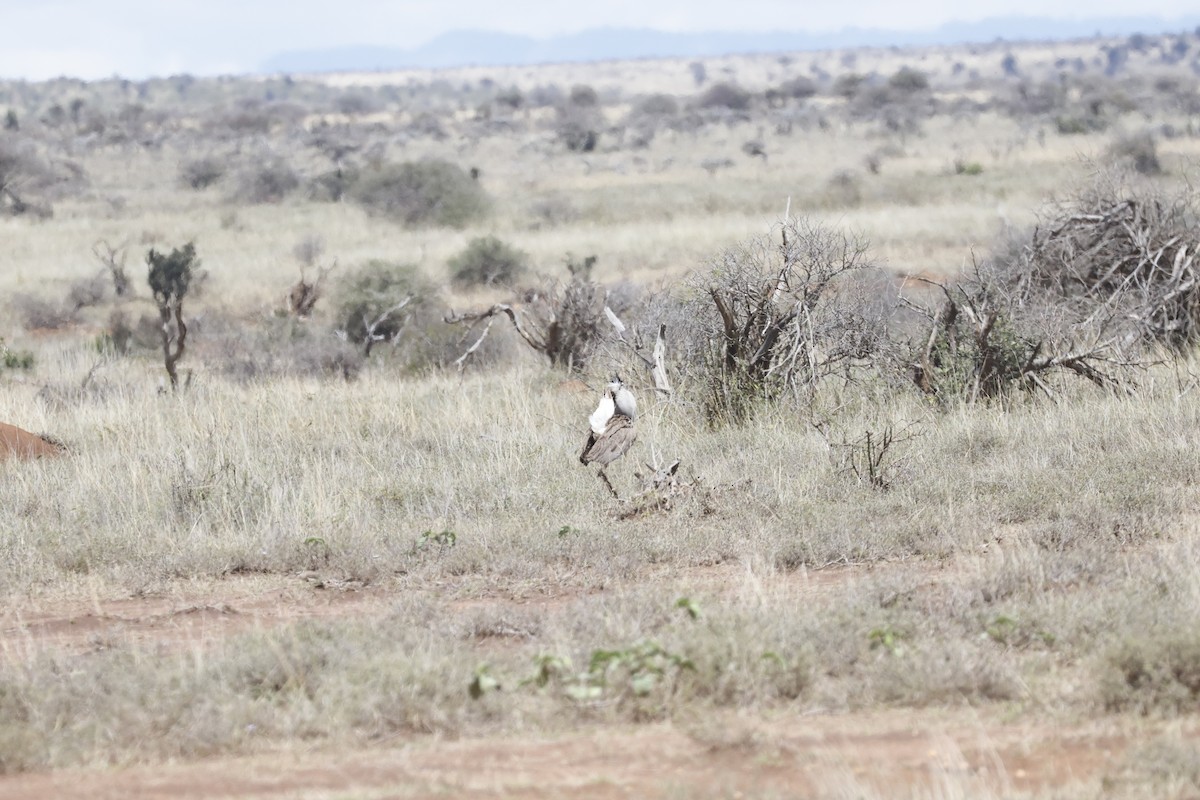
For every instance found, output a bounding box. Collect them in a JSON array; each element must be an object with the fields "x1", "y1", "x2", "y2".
[
  {"x1": 13, "y1": 293, "x2": 75, "y2": 331},
  {"x1": 766, "y1": 76, "x2": 818, "y2": 106},
  {"x1": 179, "y1": 155, "x2": 226, "y2": 189},
  {"x1": 696, "y1": 82, "x2": 753, "y2": 111},
  {"x1": 445, "y1": 255, "x2": 609, "y2": 373},
  {"x1": 213, "y1": 316, "x2": 364, "y2": 382},
  {"x1": 349, "y1": 160, "x2": 489, "y2": 228},
  {"x1": 1101, "y1": 632, "x2": 1200, "y2": 714},
  {"x1": 1107, "y1": 130, "x2": 1162, "y2": 175},
  {"x1": 991, "y1": 171, "x2": 1200, "y2": 352},
  {"x1": 448, "y1": 236, "x2": 528, "y2": 289},
  {"x1": 847, "y1": 68, "x2": 934, "y2": 134},
  {"x1": 678, "y1": 217, "x2": 894, "y2": 424},
  {"x1": 233, "y1": 157, "x2": 300, "y2": 204},
  {"x1": 555, "y1": 105, "x2": 602, "y2": 153},
  {"x1": 907, "y1": 171, "x2": 1198, "y2": 404},
  {"x1": 0, "y1": 133, "x2": 58, "y2": 217},
  {"x1": 66, "y1": 273, "x2": 108, "y2": 313}
]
